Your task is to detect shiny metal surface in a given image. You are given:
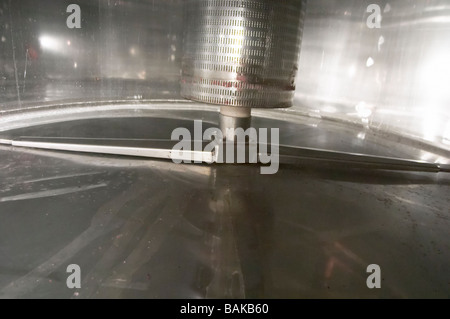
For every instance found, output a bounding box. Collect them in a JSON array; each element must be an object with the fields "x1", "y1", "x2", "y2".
[
  {"x1": 294, "y1": 0, "x2": 450, "y2": 150},
  {"x1": 0, "y1": 0, "x2": 184, "y2": 108},
  {"x1": 1, "y1": 136, "x2": 449, "y2": 173},
  {"x1": 219, "y1": 106, "x2": 252, "y2": 141},
  {"x1": 0, "y1": 137, "x2": 216, "y2": 164},
  {"x1": 0, "y1": 105, "x2": 449, "y2": 298},
  {"x1": 1, "y1": 0, "x2": 450, "y2": 151},
  {"x1": 0, "y1": 0, "x2": 450, "y2": 299},
  {"x1": 181, "y1": 0, "x2": 306, "y2": 108}
]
